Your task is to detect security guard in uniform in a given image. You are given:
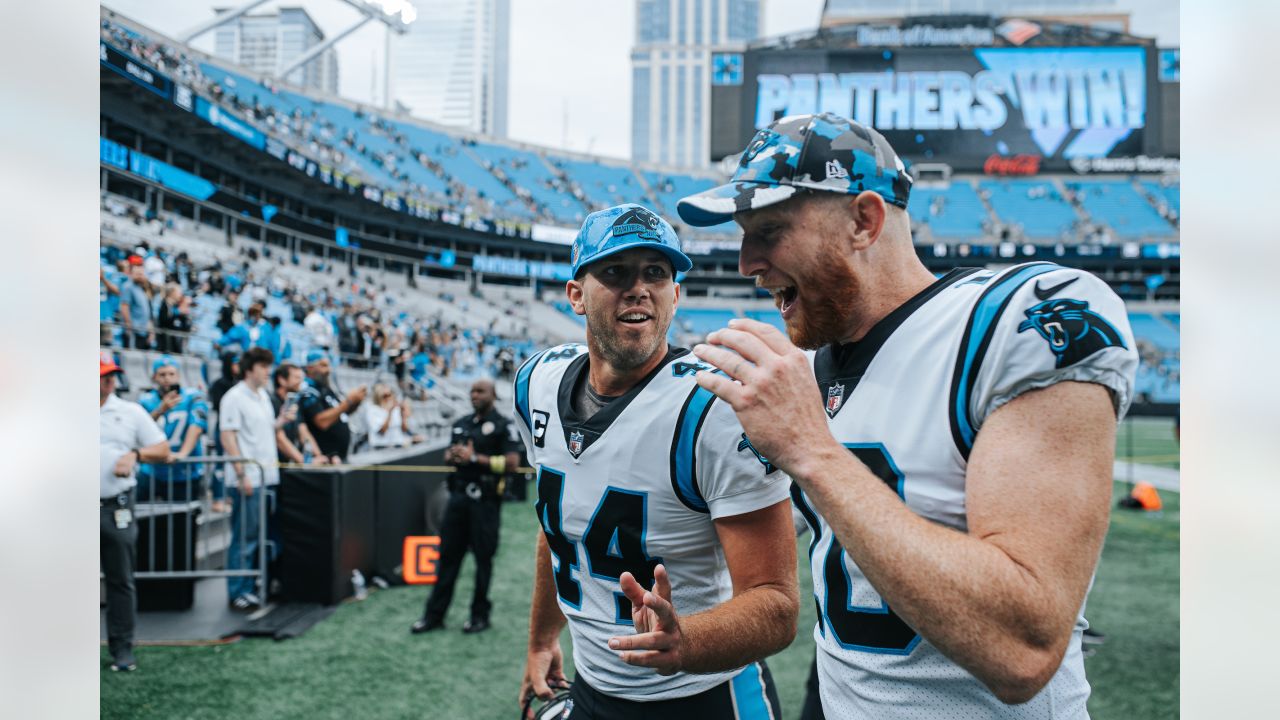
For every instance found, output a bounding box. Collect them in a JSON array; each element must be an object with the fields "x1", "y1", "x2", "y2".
[{"x1": 412, "y1": 379, "x2": 522, "y2": 635}]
